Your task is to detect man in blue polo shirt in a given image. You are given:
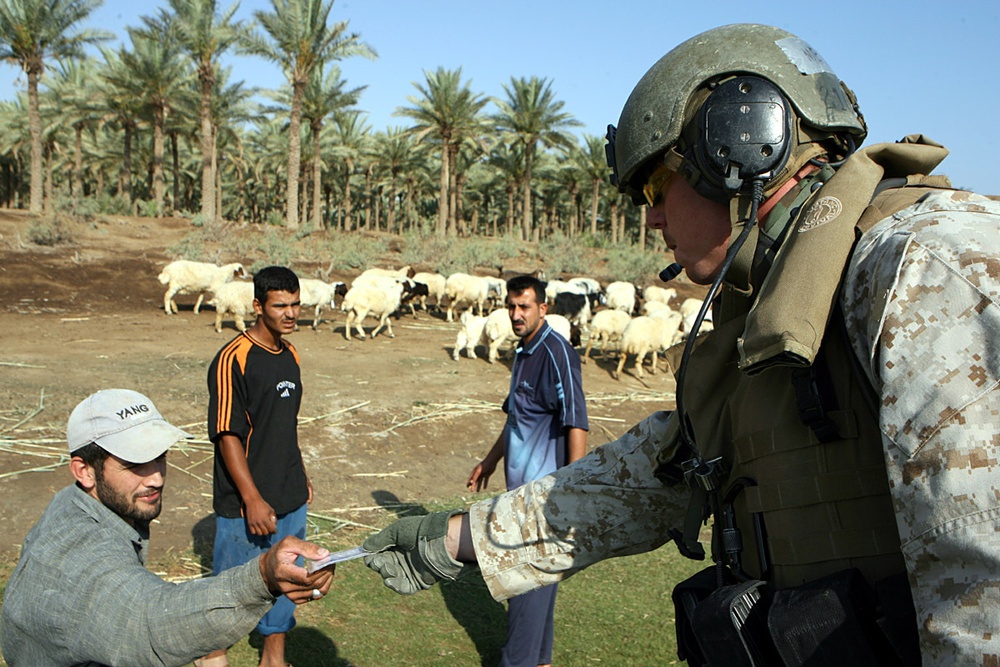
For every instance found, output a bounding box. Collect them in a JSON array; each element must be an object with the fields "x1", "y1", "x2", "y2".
[{"x1": 467, "y1": 274, "x2": 588, "y2": 667}]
